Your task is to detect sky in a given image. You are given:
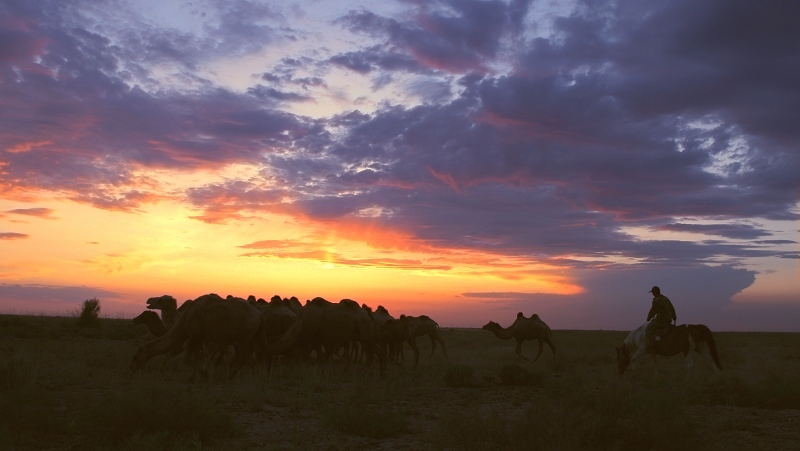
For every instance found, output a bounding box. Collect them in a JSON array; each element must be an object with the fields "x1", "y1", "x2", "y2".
[{"x1": 0, "y1": 0, "x2": 798, "y2": 331}]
